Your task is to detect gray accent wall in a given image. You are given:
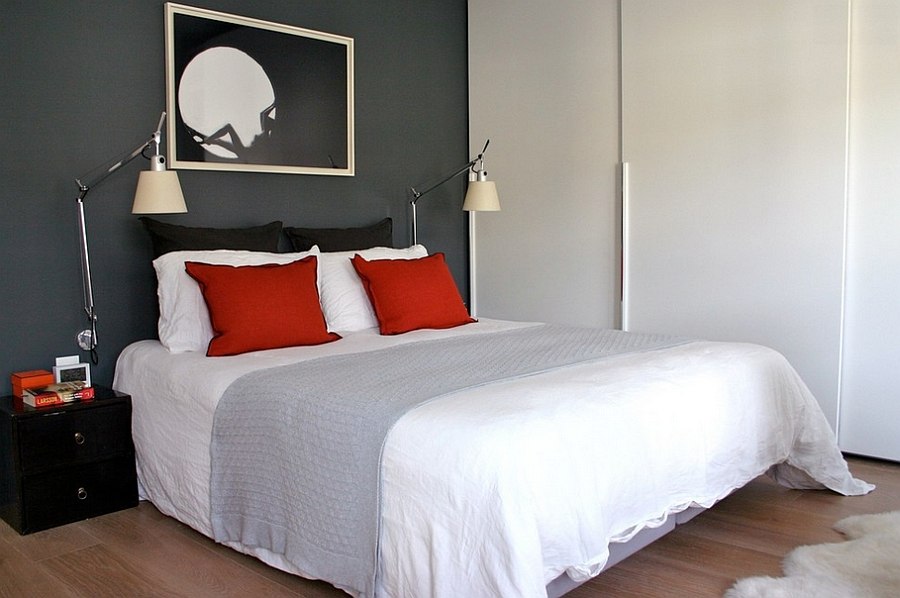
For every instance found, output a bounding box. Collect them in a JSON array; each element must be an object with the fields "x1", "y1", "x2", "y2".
[{"x1": 0, "y1": 0, "x2": 469, "y2": 394}]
